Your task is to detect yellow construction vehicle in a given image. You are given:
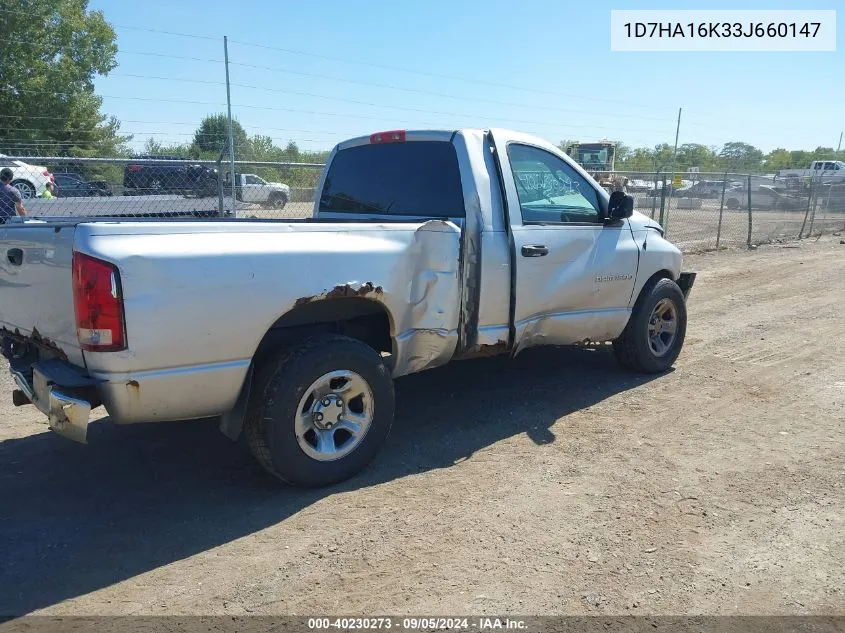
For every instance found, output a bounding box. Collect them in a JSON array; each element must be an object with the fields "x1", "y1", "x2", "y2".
[{"x1": 564, "y1": 140, "x2": 629, "y2": 194}]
